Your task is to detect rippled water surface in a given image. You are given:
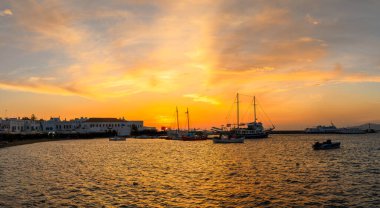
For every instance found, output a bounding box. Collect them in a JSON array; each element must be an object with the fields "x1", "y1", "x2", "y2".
[{"x1": 0, "y1": 134, "x2": 379, "y2": 207}]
